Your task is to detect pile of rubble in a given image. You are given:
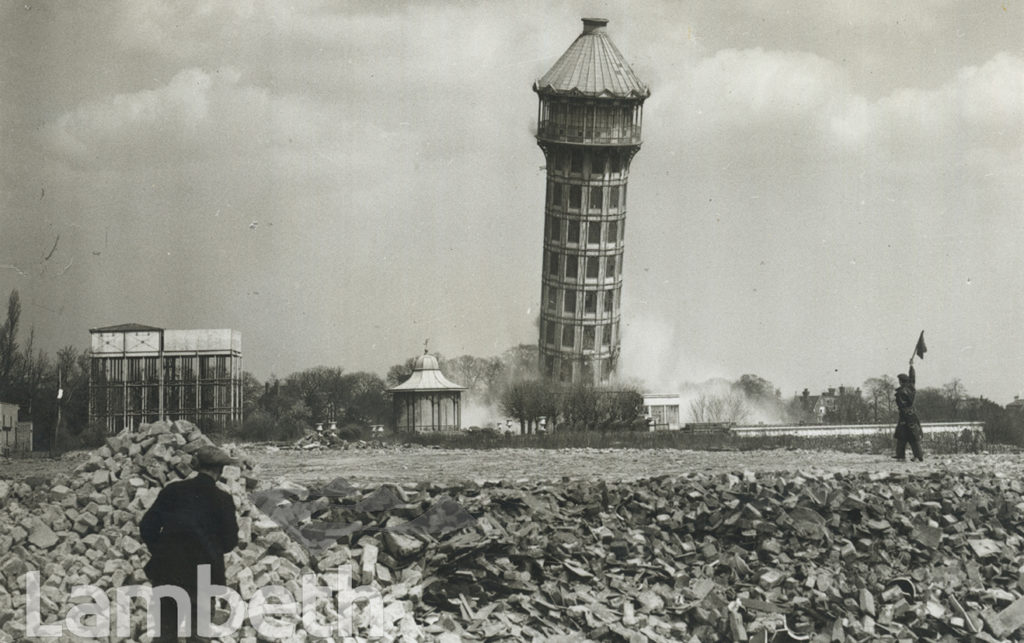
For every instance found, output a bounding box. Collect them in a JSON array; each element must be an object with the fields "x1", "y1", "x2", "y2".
[
  {"x1": 0, "y1": 421, "x2": 419, "y2": 642},
  {"x1": 279, "y1": 435, "x2": 387, "y2": 451},
  {"x1": 229, "y1": 467, "x2": 1024, "y2": 641},
  {"x1": 6, "y1": 422, "x2": 1024, "y2": 642}
]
